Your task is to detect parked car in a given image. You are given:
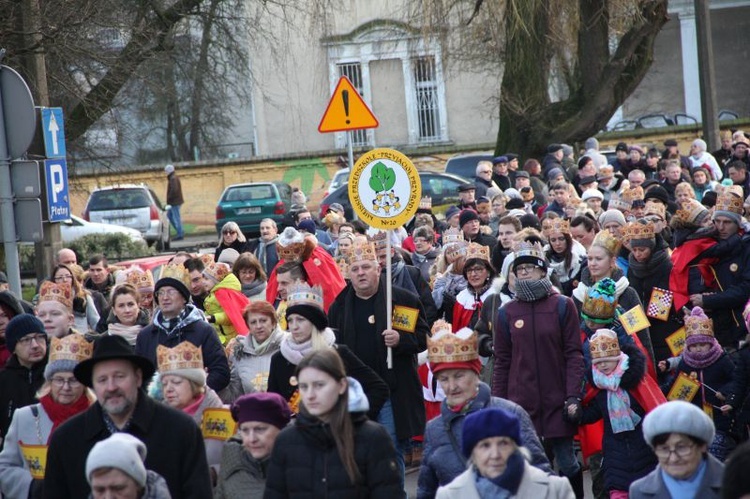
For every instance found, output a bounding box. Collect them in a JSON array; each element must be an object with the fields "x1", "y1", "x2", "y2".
[
  {"x1": 319, "y1": 171, "x2": 471, "y2": 220},
  {"x1": 82, "y1": 185, "x2": 171, "y2": 250},
  {"x1": 443, "y1": 152, "x2": 494, "y2": 181},
  {"x1": 60, "y1": 215, "x2": 146, "y2": 245},
  {"x1": 215, "y1": 181, "x2": 292, "y2": 237},
  {"x1": 324, "y1": 168, "x2": 351, "y2": 198}
]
